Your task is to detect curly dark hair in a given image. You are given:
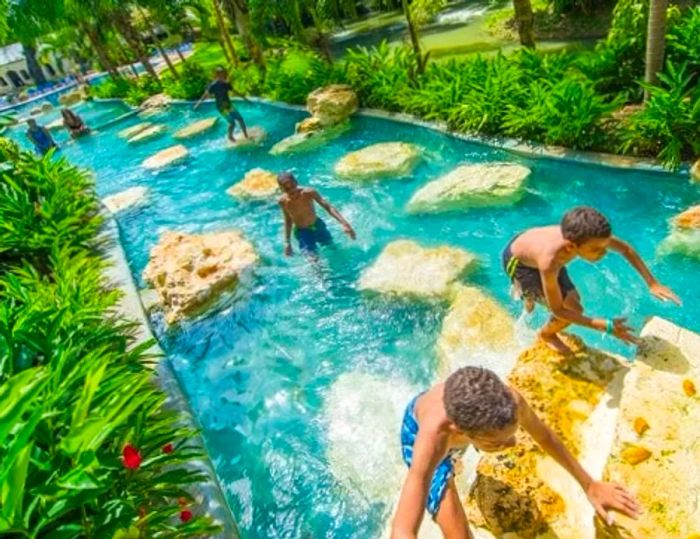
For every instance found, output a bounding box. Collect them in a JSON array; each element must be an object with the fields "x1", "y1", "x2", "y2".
[
  {"x1": 561, "y1": 206, "x2": 612, "y2": 245},
  {"x1": 443, "y1": 367, "x2": 517, "y2": 433}
]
